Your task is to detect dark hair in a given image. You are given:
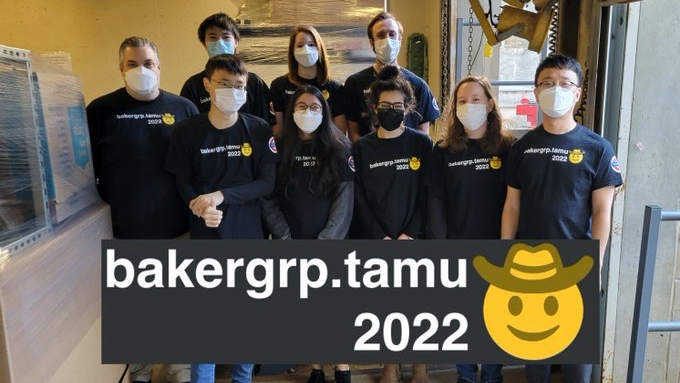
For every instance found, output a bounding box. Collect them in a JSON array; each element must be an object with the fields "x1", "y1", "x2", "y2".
[
  {"x1": 534, "y1": 53, "x2": 583, "y2": 87},
  {"x1": 368, "y1": 65, "x2": 415, "y2": 109},
  {"x1": 278, "y1": 85, "x2": 349, "y2": 197},
  {"x1": 203, "y1": 54, "x2": 248, "y2": 79},
  {"x1": 198, "y1": 13, "x2": 240, "y2": 45},
  {"x1": 367, "y1": 12, "x2": 404, "y2": 41},
  {"x1": 442, "y1": 76, "x2": 513, "y2": 154},
  {"x1": 287, "y1": 25, "x2": 330, "y2": 85}
]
